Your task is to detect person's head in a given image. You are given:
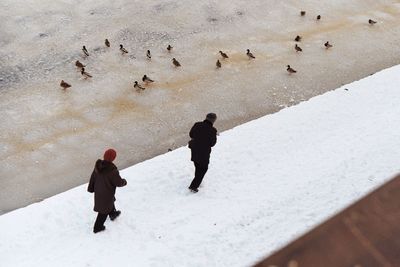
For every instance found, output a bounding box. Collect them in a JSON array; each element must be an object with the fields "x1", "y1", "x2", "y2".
[
  {"x1": 103, "y1": 148, "x2": 117, "y2": 162},
  {"x1": 206, "y1": 113, "x2": 217, "y2": 124}
]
